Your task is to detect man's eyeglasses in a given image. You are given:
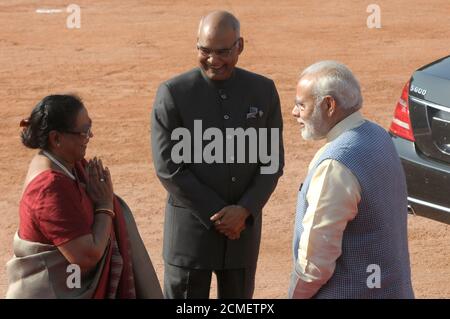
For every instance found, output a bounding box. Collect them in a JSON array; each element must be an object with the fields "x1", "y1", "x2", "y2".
[
  {"x1": 197, "y1": 38, "x2": 240, "y2": 58},
  {"x1": 63, "y1": 127, "x2": 93, "y2": 139}
]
